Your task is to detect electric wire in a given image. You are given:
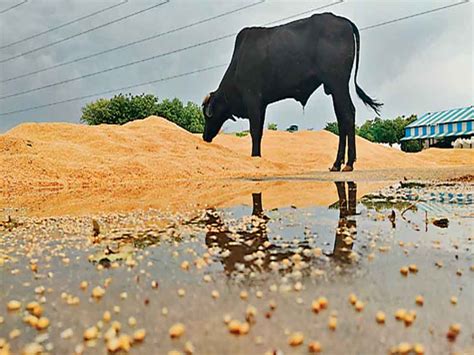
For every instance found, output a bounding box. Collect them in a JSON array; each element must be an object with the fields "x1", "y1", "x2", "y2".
[
  {"x1": 0, "y1": 0, "x2": 169, "y2": 63},
  {"x1": 0, "y1": 1, "x2": 129, "y2": 50},
  {"x1": 1, "y1": 0, "x2": 265, "y2": 83}
]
